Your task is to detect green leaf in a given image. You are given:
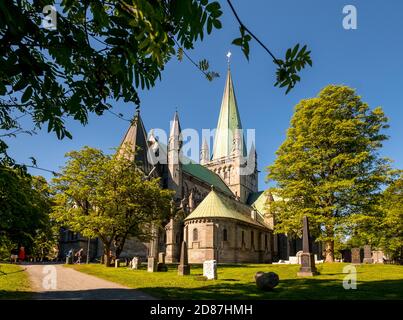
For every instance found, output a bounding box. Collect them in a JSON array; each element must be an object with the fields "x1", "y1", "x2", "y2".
[{"x1": 21, "y1": 86, "x2": 33, "y2": 103}]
